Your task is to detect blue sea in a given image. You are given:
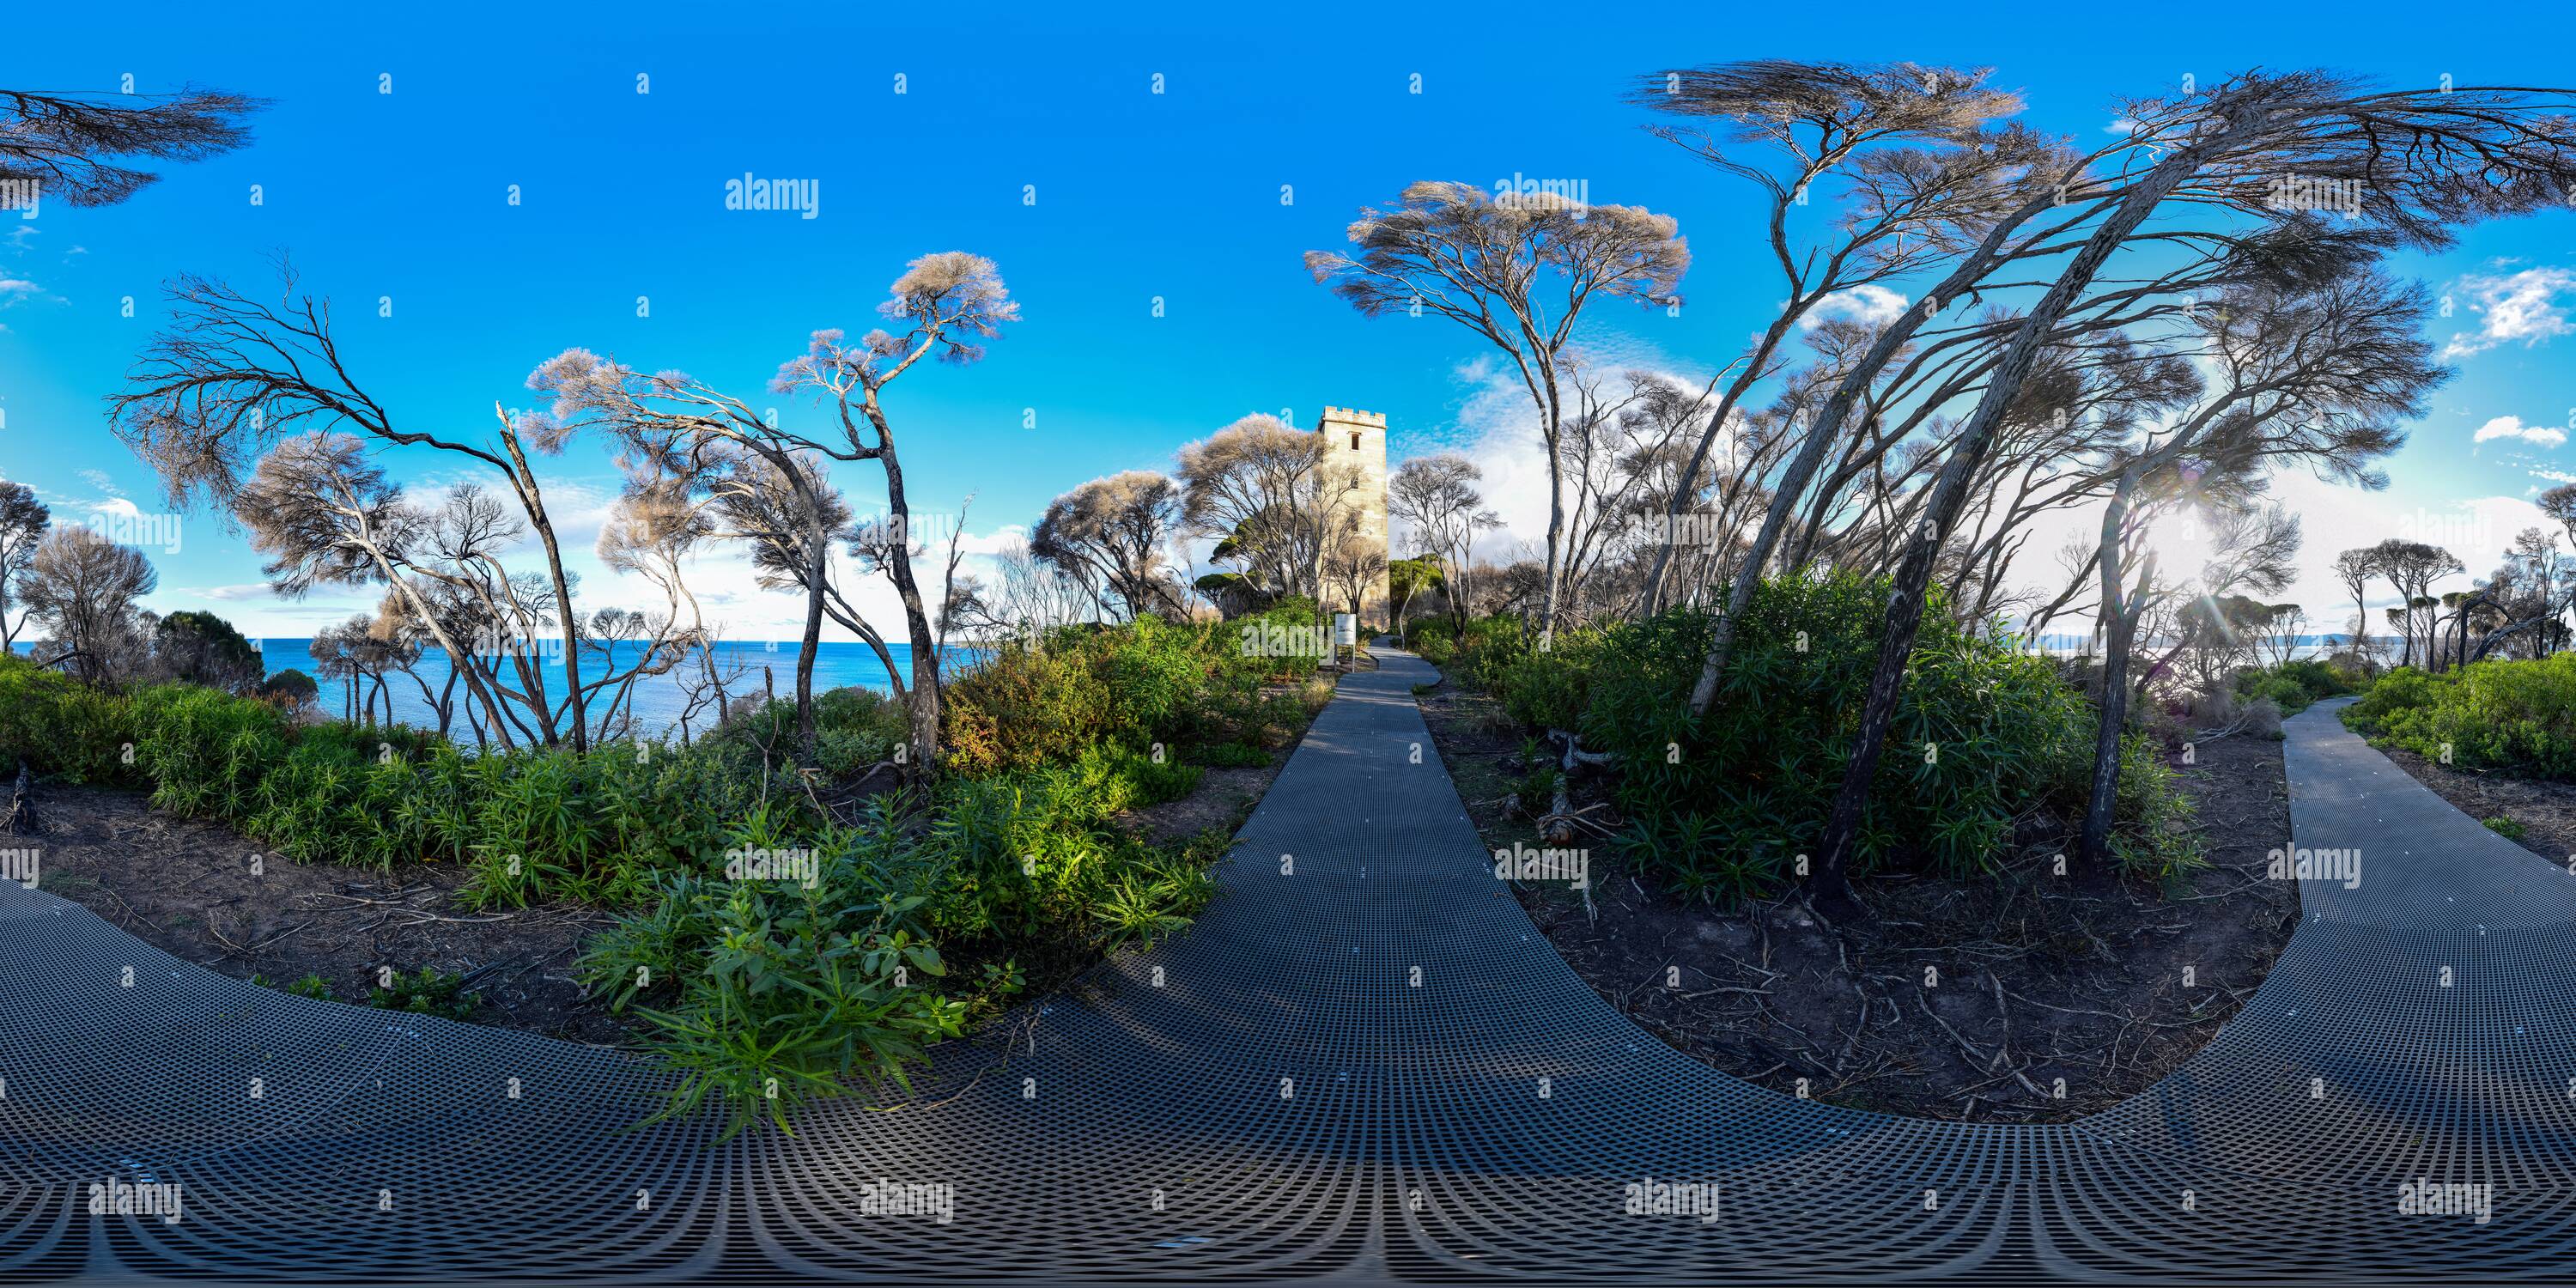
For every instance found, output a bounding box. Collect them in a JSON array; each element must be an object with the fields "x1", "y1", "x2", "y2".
[{"x1": 245, "y1": 638, "x2": 963, "y2": 743}]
